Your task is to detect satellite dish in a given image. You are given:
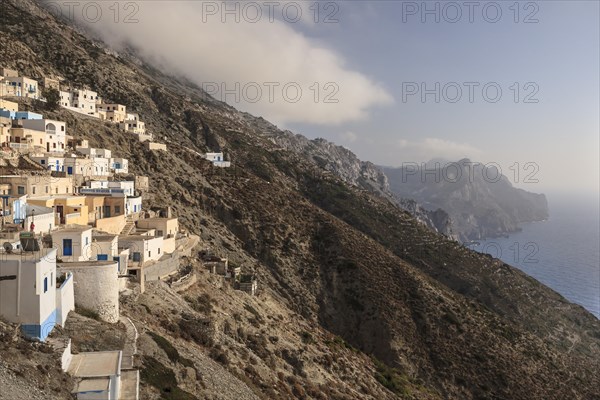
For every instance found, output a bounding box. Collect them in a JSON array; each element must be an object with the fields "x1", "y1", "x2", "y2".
[{"x1": 3, "y1": 242, "x2": 13, "y2": 253}]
